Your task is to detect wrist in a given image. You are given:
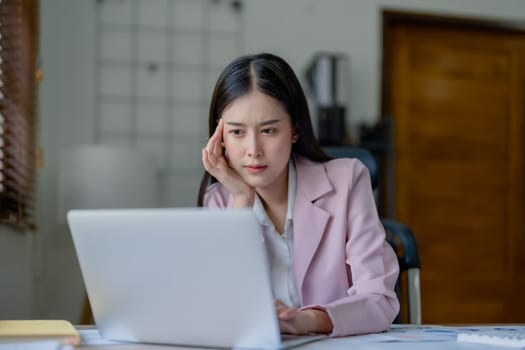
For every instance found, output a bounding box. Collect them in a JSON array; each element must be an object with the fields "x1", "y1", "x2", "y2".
[
  {"x1": 232, "y1": 192, "x2": 255, "y2": 208},
  {"x1": 305, "y1": 309, "x2": 333, "y2": 334}
]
